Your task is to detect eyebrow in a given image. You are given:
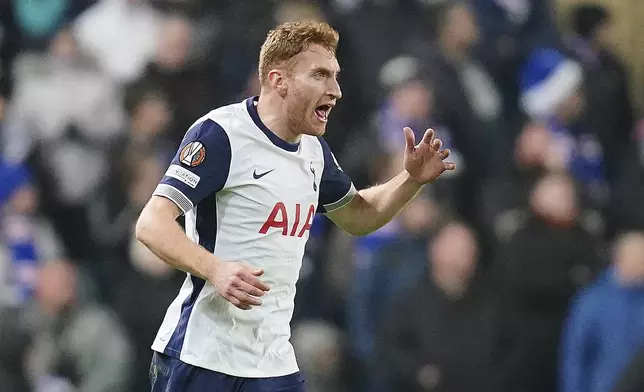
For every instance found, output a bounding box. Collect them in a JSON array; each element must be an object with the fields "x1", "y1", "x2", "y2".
[{"x1": 311, "y1": 66, "x2": 341, "y2": 76}]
